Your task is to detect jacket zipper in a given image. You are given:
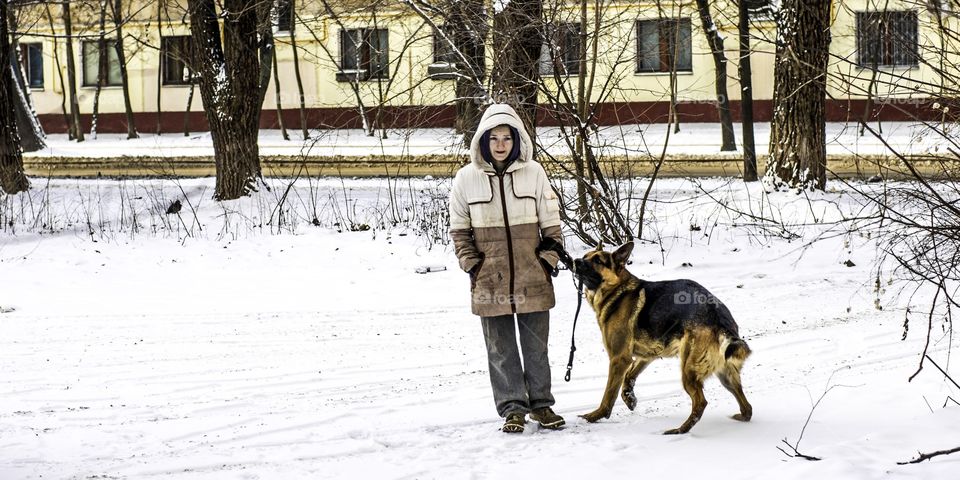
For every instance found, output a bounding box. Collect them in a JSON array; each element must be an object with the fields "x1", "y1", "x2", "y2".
[{"x1": 497, "y1": 172, "x2": 517, "y2": 314}]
